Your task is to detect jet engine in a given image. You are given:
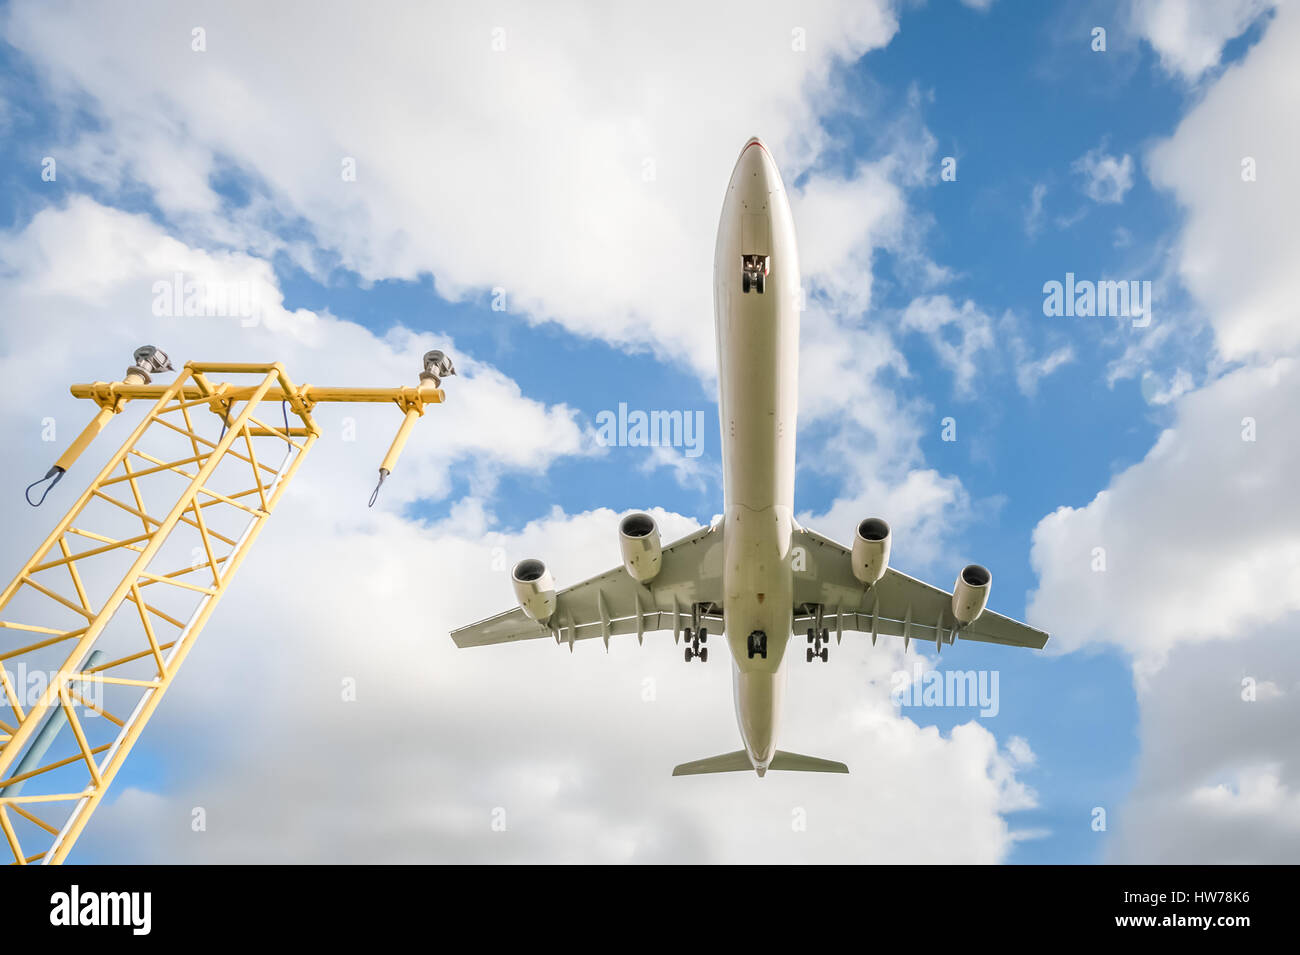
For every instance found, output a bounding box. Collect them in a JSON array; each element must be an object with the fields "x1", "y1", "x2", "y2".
[
  {"x1": 512, "y1": 558, "x2": 556, "y2": 623},
  {"x1": 951, "y1": 564, "x2": 991, "y2": 626},
  {"x1": 619, "y1": 512, "x2": 662, "y2": 583},
  {"x1": 851, "y1": 518, "x2": 891, "y2": 586}
]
